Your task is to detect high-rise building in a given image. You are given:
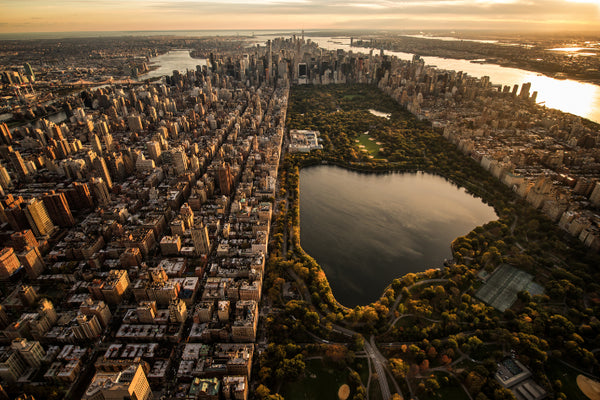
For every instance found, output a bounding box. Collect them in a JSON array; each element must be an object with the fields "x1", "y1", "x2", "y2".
[
  {"x1": 590, "y1": 182, "x2": 600, "y2": 206},
  {"x1": 24, "y1": 198, "x2": 56, "y2": 237},
  {"x1": 72, "y1": 314, "x2": 102, "y2": 340},
  {"x1": 0, "y1": 349, "x2": 27, "y2": 382},
  {"x1": 218, "y1": 162, "x2": 233, "y2": 196},
  {"x1": 65, "y1": 182, "x2": 95, "y2": 211},
  {"x1": 17, "y1": 246, "x2": 45, "y2": 279},
  {"x1": 80, "y1": 298, "x2": 112, "y2": 328},
  {"x1": 93, "y1": 157, "x2": 113, "y2": 190},
  {"x1": 8, "y1": 150, "x2": 29, "y2": 180},
  {"x1": 171, "y1": 147, "x2": 188, "y2": 175},
  {"x1": 101, "y1": 269, "x2": 130, "y2": 305},
  {"x1": 38, "y1": 298, "x2": 58, "y2": 325},
  {"x1": 11, "y1": 338, "x2": 45, "y2": 368},
  {"x1": 136, "y1": 301, "x2": 157, "y2": 323},
  {"x1": 180, "y1": 203, "x2": 194, "y2": 230},
  {"x1": 0, "y1": 163, "x2": 12, "y2": 190},
  {"x1": 168, "y1": 298, "x2": 187, "y2": 323},
  {"x1": 0, "y1": 305, "x2": 9, "y2": 329},
  {"x1": 83, "y1": 363, "x2": 153, "y2": 400},
  {"x1": 5, "y1": 204, "x2": 30, "y2": 232},
  {"x1": 42, "y1": 191, "x2": 75, "y2": 227},
  {"x1": 90, "y1": 177, "x2": 112, "y2": 207},
  {"x1": 10, "y1": 230, "x2": 38, "y2": 252},
  {"x1": 0, "y1": 247, "x2": 20, "y2": 280},
  {"x1": 90, "y1": 134, "x2": 103, "y2": 155},
  {"x1": 127, "y1": 115, "x2": 144, "y2": 132},
  {"x1": 0, "y1": 123, "x2": 12, "y2": 145},
  {"x1": 191, "y1": 222, "x2": 211, "y2": 255},
  {"x1": 18, "y1": 285, "x2": 38, "y2": 307},
  {"x1": 147, "y1": 141, "x2": 161, "y2": 161},
  {"x1": 23, "y1": 63, "x2": 34, "y2": 81}
]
